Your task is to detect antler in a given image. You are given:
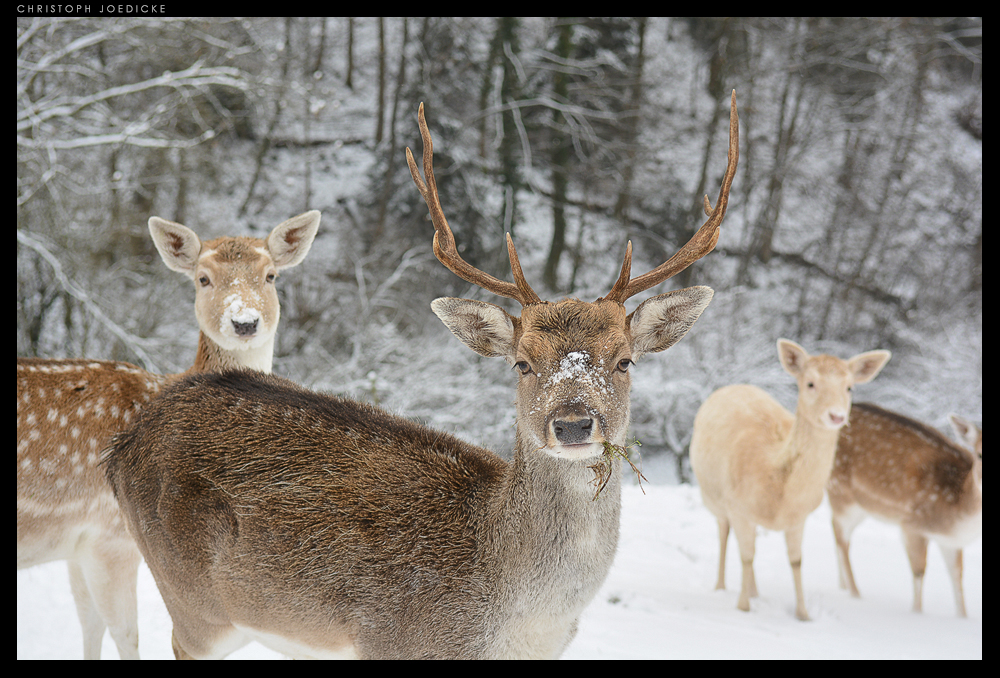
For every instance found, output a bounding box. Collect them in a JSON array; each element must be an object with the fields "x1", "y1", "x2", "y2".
[
  {"x1": 406, "y1": 103, "x2": 542, "y2": 306},
  {"x1": 603, "y1": 90, "x2": 739, "y2": 304}
]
